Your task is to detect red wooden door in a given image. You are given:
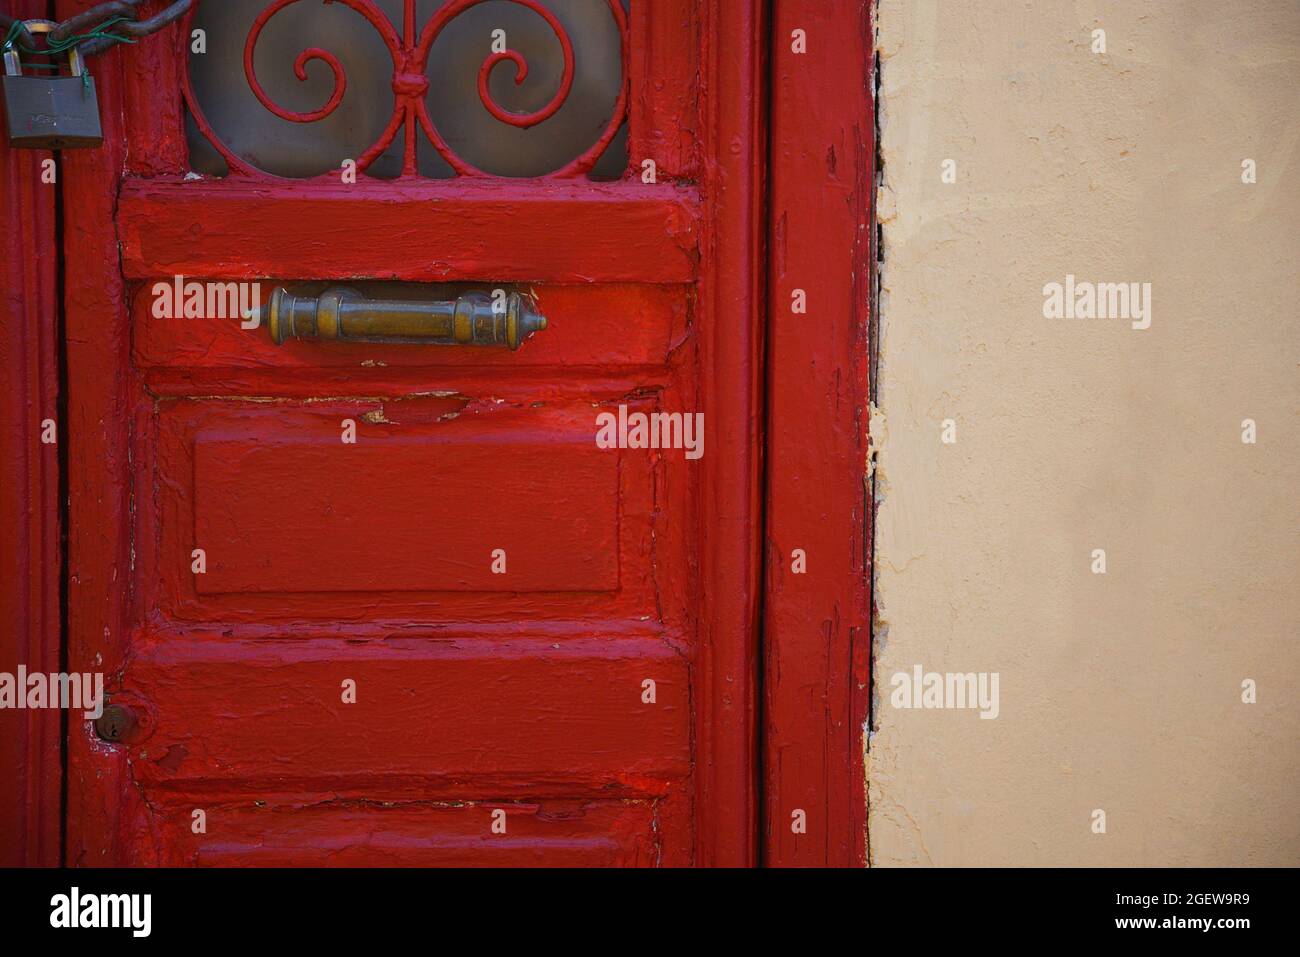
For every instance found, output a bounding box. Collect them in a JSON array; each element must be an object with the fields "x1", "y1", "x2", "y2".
[{"x1": 61, "y1": 0, "x2": 763, "y2": 867}]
